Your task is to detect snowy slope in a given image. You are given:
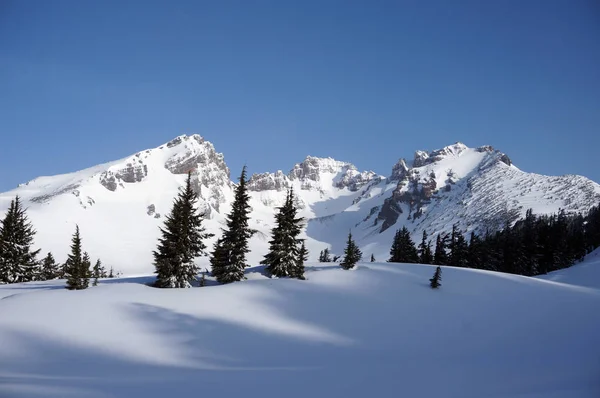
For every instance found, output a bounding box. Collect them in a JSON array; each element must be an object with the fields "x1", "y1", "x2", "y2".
[
  {"x1": 537, "y1": 248, "x2": 600, "y2": 289},
  {"x1": 1, "y1": 262, "x2": 599, "y2": 398},
  {"x1": 0, "y1": 134, "x2": 599, "y2": 275}
]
